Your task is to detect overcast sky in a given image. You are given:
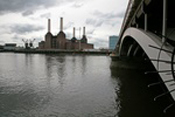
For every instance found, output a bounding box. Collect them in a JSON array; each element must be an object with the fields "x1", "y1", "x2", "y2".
[{"x1": 0, "y1": 0, "x2": 128, "y2": 48}]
